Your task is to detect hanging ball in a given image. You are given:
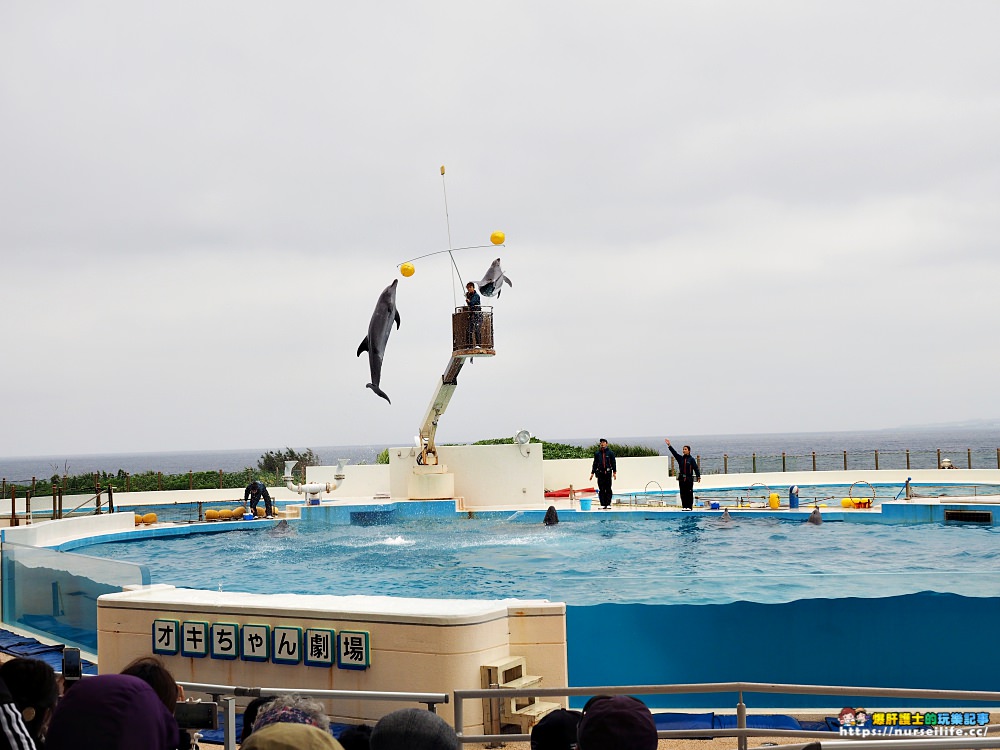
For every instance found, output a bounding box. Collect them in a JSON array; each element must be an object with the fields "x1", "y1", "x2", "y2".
[
  {"x1": 400, "y1": 262, "x2": 415, "y2": 277},
  {"x1": 490, "y1": 231, "x2": 505, "y2": 245}
]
